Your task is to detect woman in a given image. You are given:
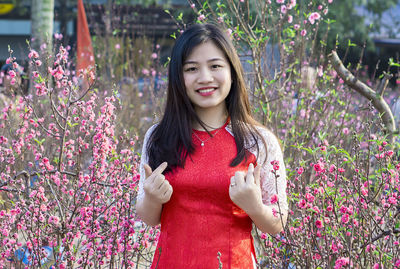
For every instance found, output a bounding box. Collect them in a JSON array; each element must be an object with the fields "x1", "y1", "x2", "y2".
[{"x1": 136, "y1": 23, "x2": 288, "y2": 268}]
